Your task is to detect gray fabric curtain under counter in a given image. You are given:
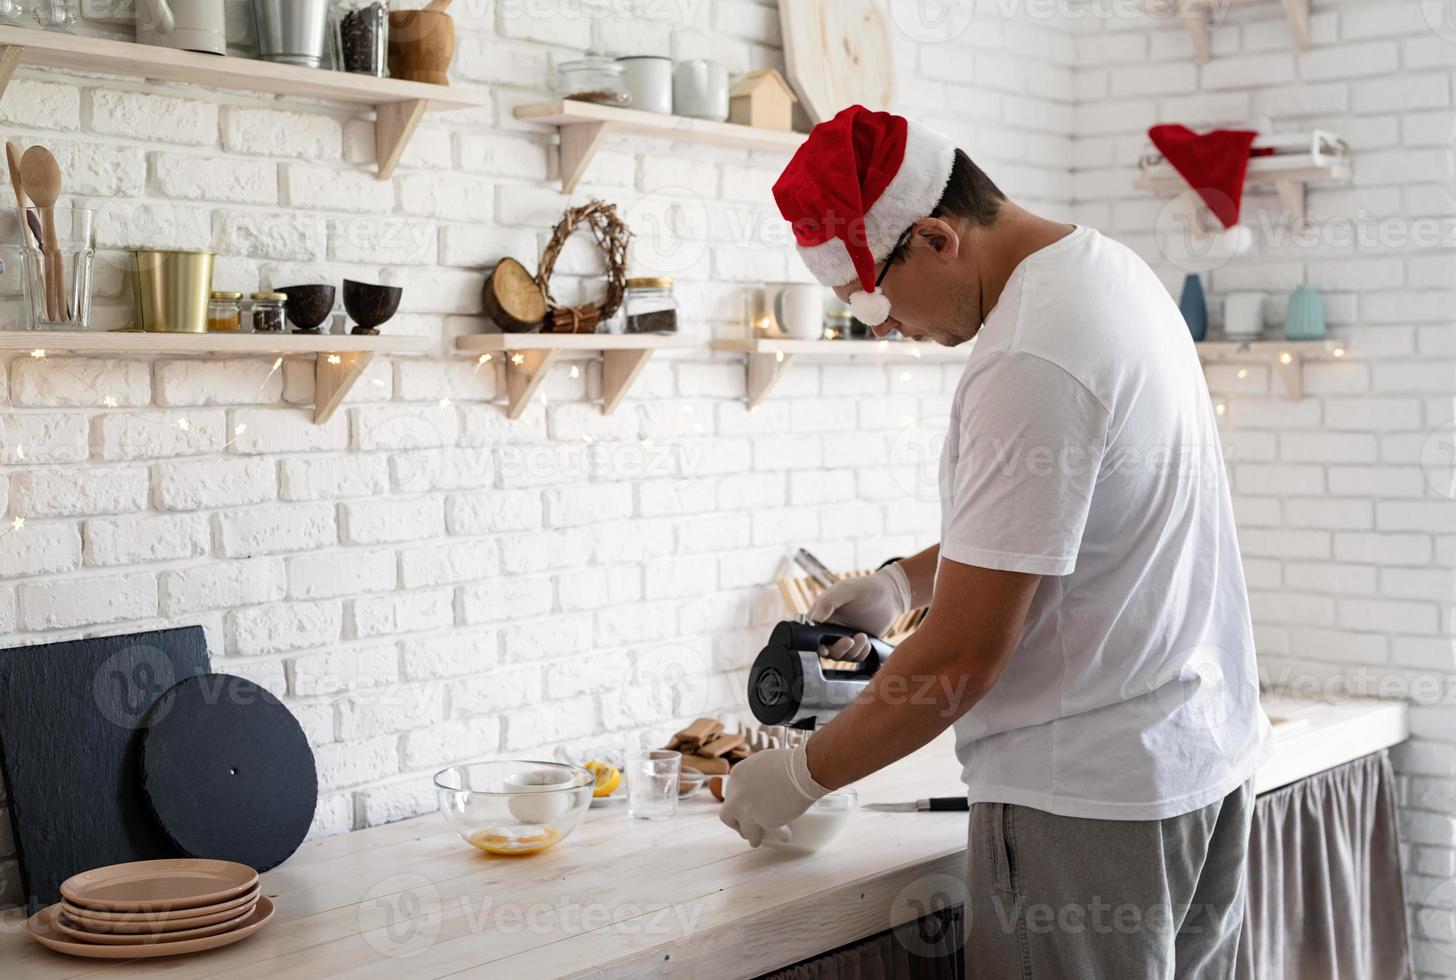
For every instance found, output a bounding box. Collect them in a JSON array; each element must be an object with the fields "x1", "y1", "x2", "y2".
[
  {"x1": 1237, "y1": 749, "x2": 1412, "y2": 980},
  {"x1": 757, "y1": 907, "x2": 964, "y2": 980}
]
